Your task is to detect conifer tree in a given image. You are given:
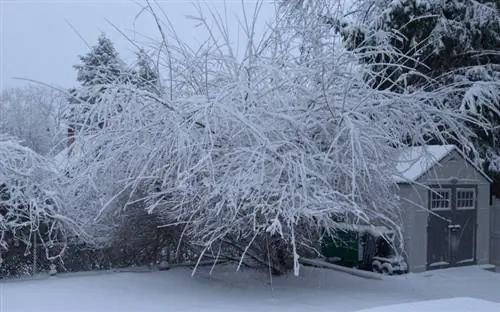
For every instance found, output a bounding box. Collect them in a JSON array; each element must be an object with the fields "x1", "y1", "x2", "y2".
[
  {"x1": 67, "y1": 33, "x2": 127, "y2": 132},
  {"x1": 134, "y1": 49, "x2": 160, "y2": 94},
  {"x1": 74, "y1": 33, "x2": 126, "y2": 88},
  {"x1": 337, "y1": 0, "x2": 500, "y2": 175}
]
